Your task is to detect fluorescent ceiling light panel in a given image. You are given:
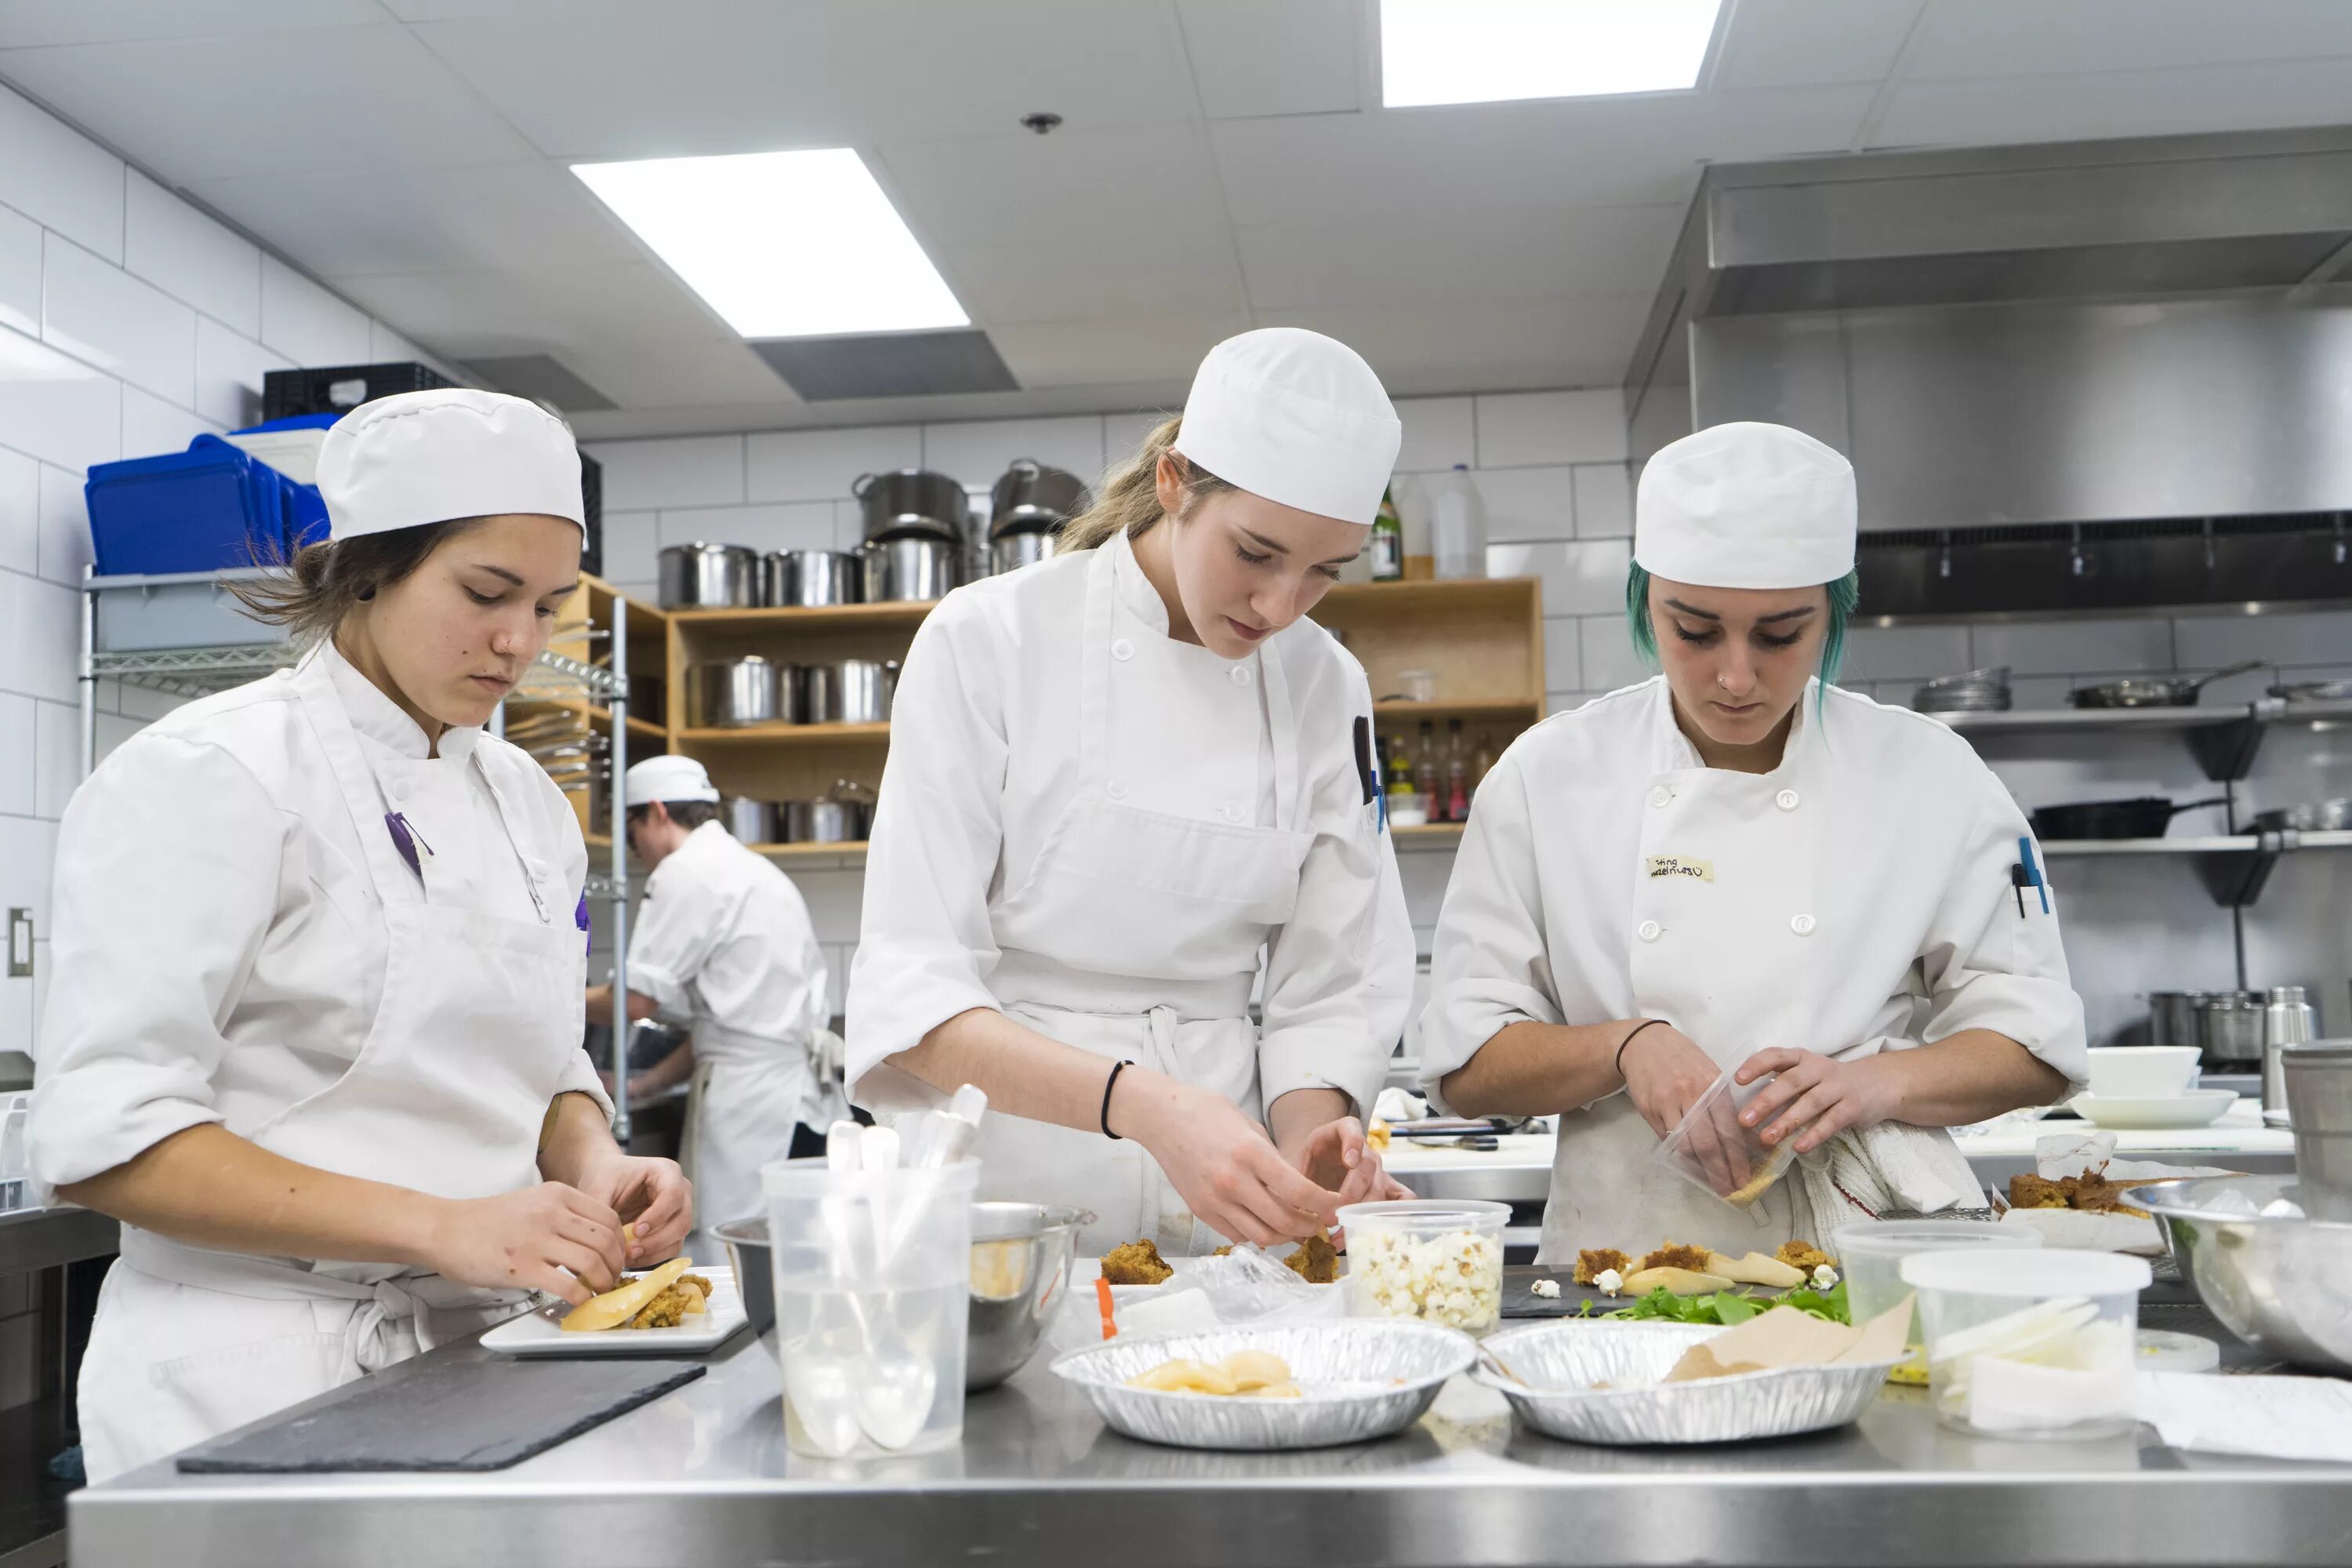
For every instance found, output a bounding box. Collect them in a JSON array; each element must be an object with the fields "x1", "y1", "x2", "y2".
[
  {"x1": 1381, "y1": 0, "x2": 1724, "y2": 107},
  {"x1": 573, "y1": 149, "x2": 967, "y2": 338}
]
